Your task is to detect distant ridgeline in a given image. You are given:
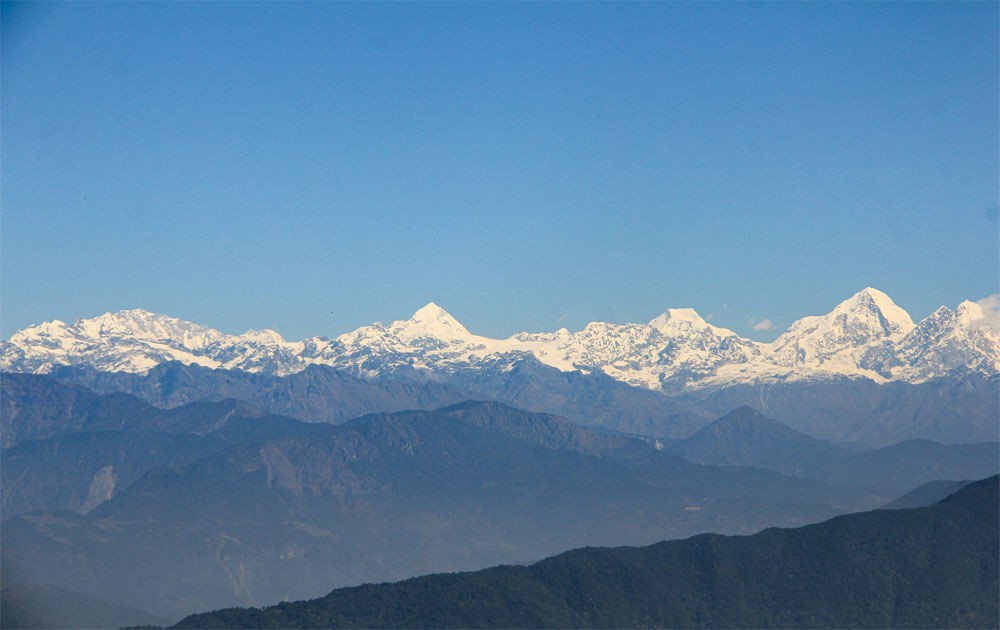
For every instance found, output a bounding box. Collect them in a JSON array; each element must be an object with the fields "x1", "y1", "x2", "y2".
[
  {"x1": 3, "y1": 288, "x2": 998, "y2": 446},
  {"x1": 174, "y1": 476, "x2": 998, "y2": 629},
  {"x1": 1, "y1": 289, "x2": 998, "y2": 626},
  {"x1": 4, "y1": 288, "x2": 998, "y2": 395},
  {"x1": 1, "y1": 360, "x2": 997, "y2": 624}
]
